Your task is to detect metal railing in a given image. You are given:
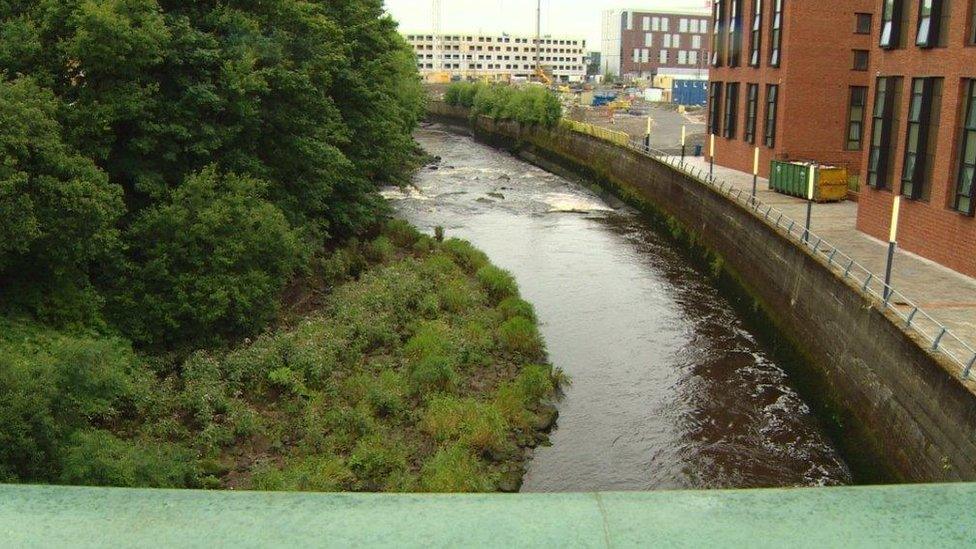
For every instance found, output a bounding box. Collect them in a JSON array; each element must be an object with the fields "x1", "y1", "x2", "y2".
[
  {"x1": 617, "y1": 138, "x2": 976, "y2": 381},
  {"x1": 559, "y1": 119, "x2": 631, "y2": 147}
]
